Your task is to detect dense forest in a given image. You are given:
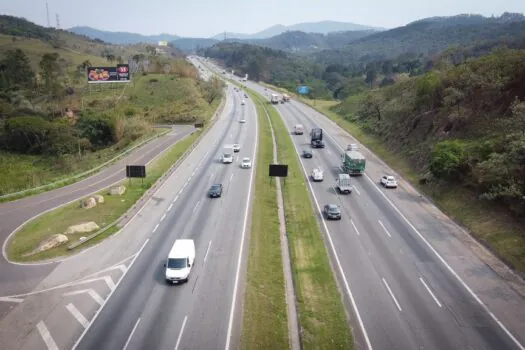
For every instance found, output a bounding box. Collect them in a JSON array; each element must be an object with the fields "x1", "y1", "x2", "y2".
[{"x1": 335, "y1": 49, "x2": 525, "y2": 217}]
